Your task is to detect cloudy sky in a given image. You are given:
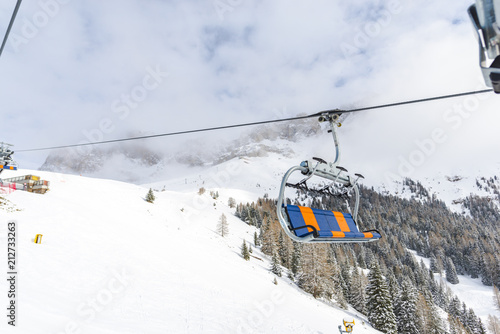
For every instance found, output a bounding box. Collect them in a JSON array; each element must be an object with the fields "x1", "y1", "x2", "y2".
[{"x1": 0, "y1": 0, "x2": 499, "y2": 179}]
